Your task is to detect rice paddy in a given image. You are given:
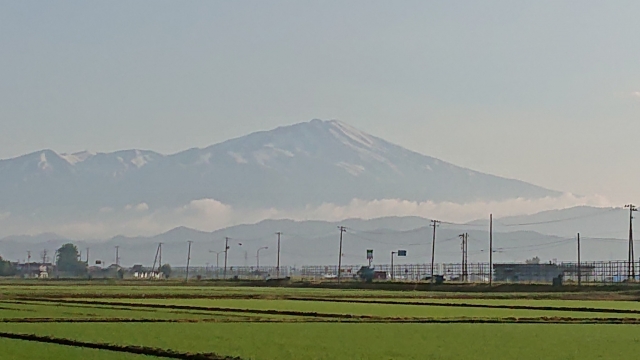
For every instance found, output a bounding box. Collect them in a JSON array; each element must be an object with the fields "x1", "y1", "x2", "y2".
[{"x1": 1, "y1": 281, "x2": 640, "y2": 359}]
